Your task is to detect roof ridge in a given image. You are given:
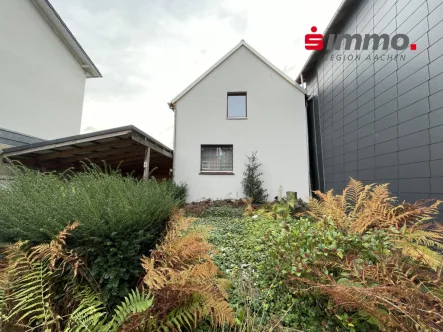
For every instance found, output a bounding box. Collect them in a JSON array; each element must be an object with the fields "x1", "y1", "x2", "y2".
[{"x1": 169, "y1": 40, "x2": 305, "y2": 106}]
